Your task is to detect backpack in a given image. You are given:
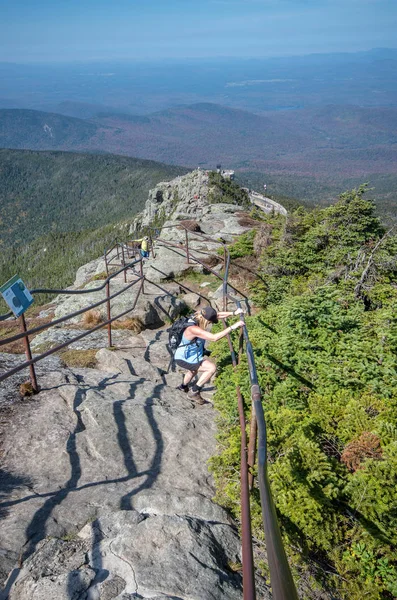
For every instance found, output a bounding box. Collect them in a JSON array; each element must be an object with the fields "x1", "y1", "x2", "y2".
[{"x1": 167, "y1": 317, "x2": 195, "y2": 353}]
